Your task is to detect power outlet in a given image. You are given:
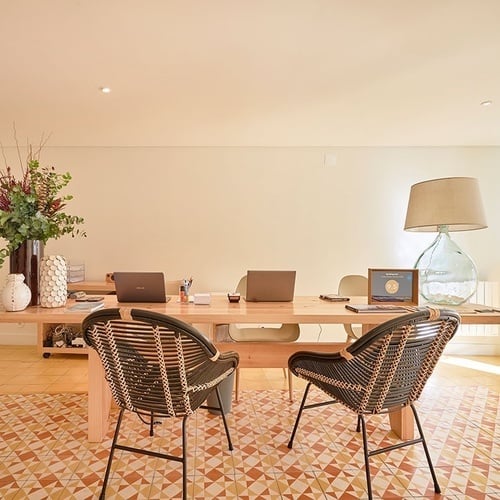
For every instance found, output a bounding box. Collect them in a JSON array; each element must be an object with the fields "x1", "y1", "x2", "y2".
[{"x1": 324, "y1": 153, "x2": 337, "y2": 167}]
